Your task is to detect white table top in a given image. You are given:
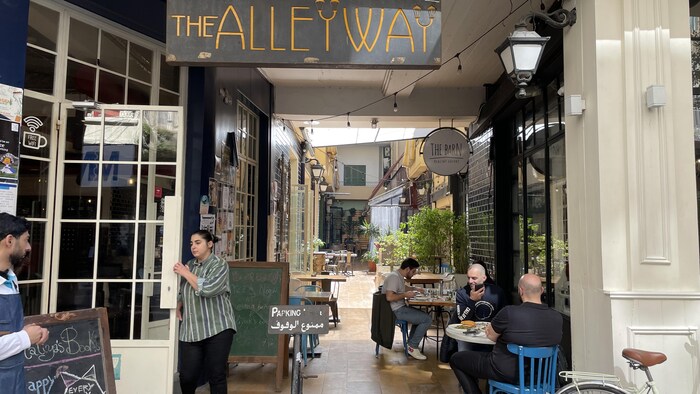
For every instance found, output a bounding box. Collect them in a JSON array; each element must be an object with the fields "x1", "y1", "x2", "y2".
[{"x1": 445, "y1": 323, "x2": 496, "y2": 345}]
